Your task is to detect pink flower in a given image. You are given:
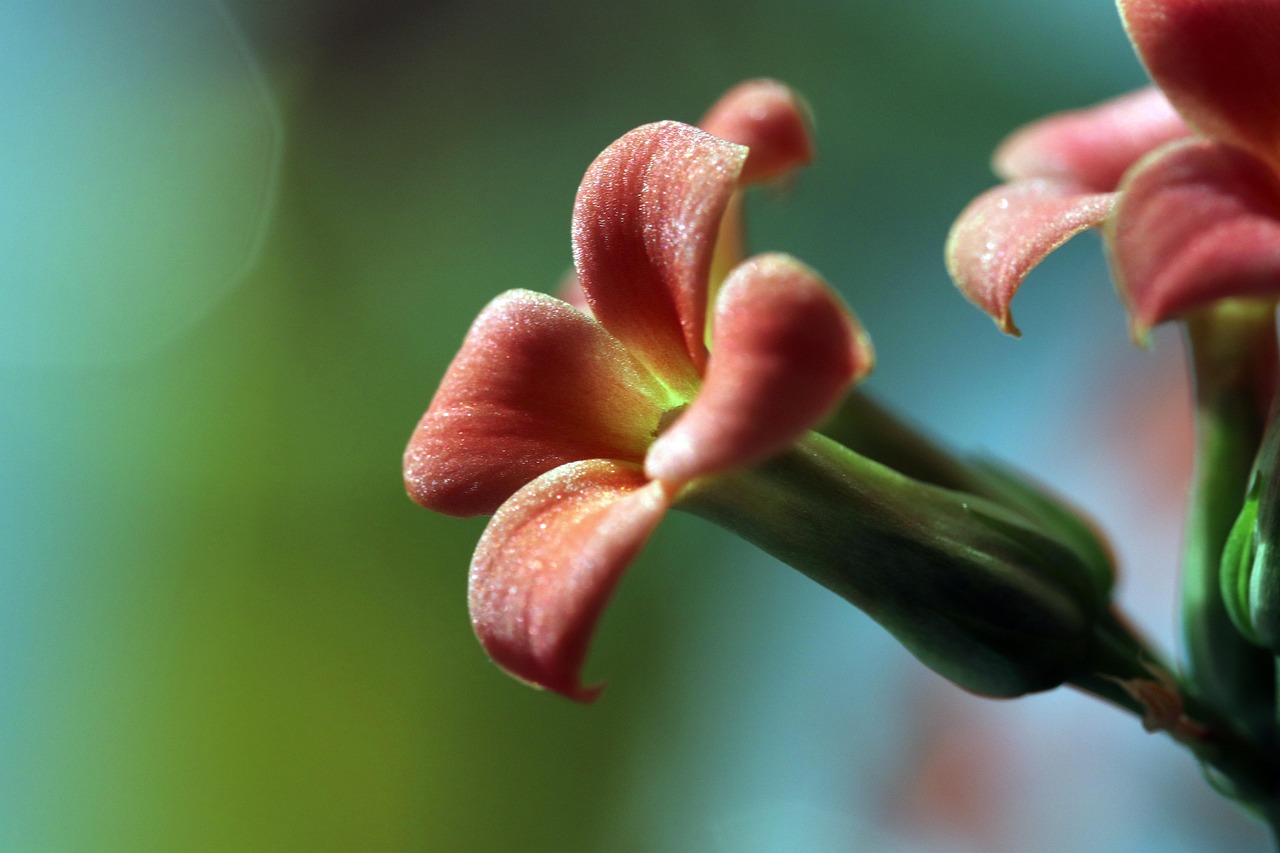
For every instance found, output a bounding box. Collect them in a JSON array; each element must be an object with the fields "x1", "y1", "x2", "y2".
[
  {"x1": 947, "y1": 0, "x2": 1280, "y2": 340},
  {"x1": 404, "y1": 116, "x2": 871, "y2": 700}
]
